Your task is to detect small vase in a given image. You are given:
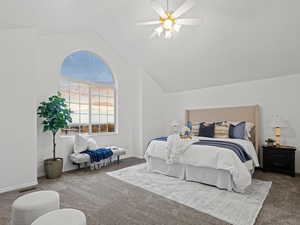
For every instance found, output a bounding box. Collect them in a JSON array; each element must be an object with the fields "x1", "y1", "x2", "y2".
[{"x1": 267, "y1": 142, "x2": 274, "y2": 147}]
